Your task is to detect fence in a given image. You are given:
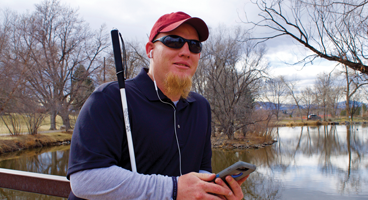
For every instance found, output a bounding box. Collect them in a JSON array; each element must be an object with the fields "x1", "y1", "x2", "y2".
[{"x1": 0, "y1": 168, "x2": 70, "y2": 198}]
